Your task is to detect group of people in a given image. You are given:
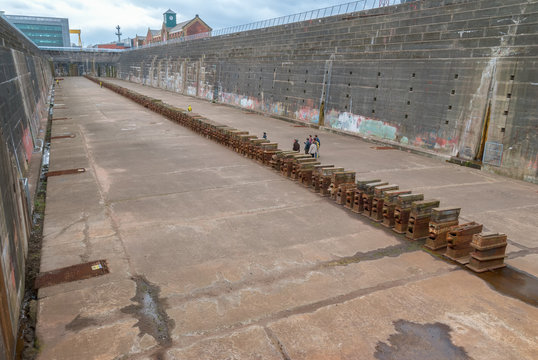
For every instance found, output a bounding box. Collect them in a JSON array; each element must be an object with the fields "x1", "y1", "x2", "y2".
[
  {"x1": 280, "y1": 133, "x2": 323, "y2": 159},
  {"x1": 296, "y1": 135, "x2": 320, "y2": 158}
]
